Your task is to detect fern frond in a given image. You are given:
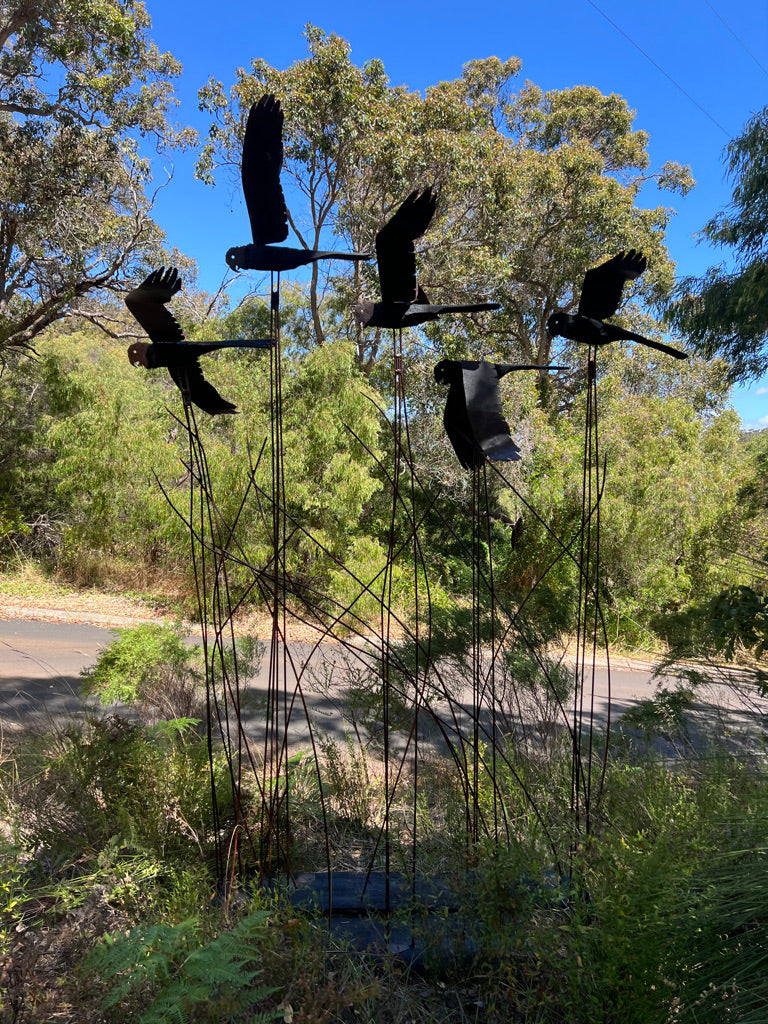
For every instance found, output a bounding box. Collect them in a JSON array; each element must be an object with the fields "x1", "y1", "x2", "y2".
[{"x1": 89, "y1": 910, "x2": 281, "y2": 1022}]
